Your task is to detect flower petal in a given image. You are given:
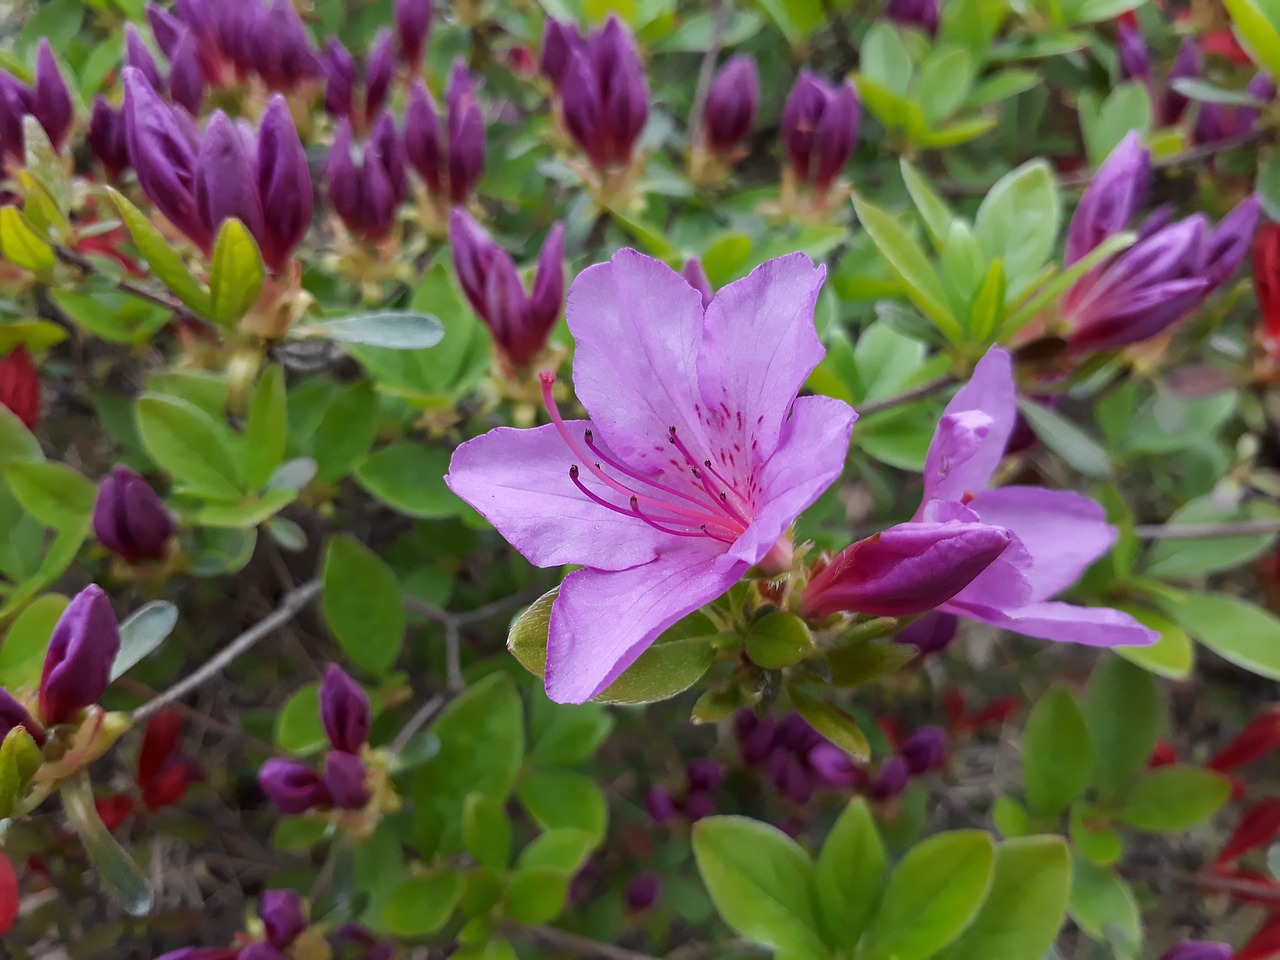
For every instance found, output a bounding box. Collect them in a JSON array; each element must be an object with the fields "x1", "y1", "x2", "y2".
[
  {"x1": 546, "y1": 543, "x2": 743, "y2": 703},
  {"x1": 697, "y1": 253, "x2": 827, "y2": 464},
  {"x1": 446, "y1": 422, "x2": 671, "y2": 571},
  {"x1": 968, "y1": 485, "x2": 1115, "y2": 601},
  {"x1": 924, "y1": 347, "x2": 1016, "y2": 500},
  {"x1": 954, "y1": 599, "x2": 1157, "y2": 647},
  {"x1": 720, "y1": 395, "x2": 855, "y2": 571}
]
